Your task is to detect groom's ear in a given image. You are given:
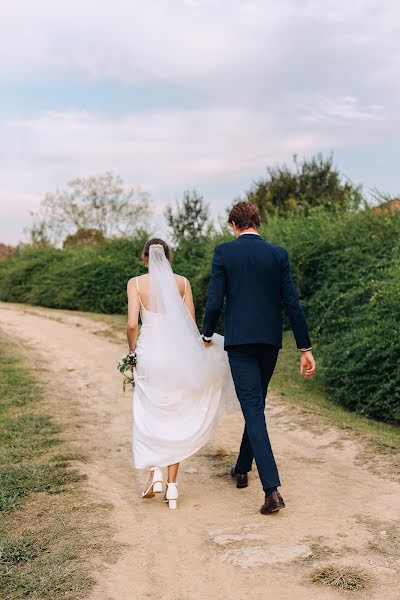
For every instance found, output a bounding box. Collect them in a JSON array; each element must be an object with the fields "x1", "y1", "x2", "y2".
[{"x1": 229, "y1": 221, "x2": 239, "y2": 237}]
